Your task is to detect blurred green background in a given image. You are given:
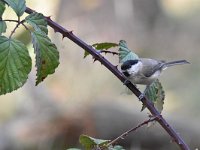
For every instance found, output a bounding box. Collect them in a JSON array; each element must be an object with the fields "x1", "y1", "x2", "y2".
[{"x1": 0, "y1": 0, "x2": 199, "y2": 149}]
